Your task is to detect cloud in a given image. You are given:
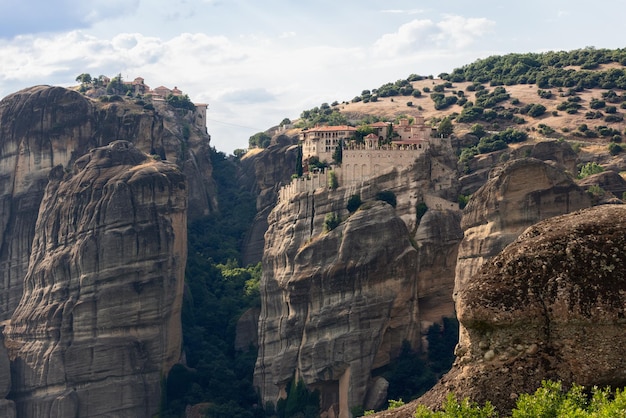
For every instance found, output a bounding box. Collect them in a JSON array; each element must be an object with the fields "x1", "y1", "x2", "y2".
[
  {"x1": 219, "y1": 88, "x2": 276, "y2": 104},
  {"x1": 0, "y1": 0, "x2": 139, "y2": 38},
  {"x1": 435, "y1": 15, "x2": 495, "y2": 49},
  {"x1": 372, "y1": 15, "x2": 495, "y2": 57},
  {"x1": 380, "y1": 9, "x2": 425, "y2": 15},
  {"x1": 372, "y1": 19, "x2": 437, "y2": 56}
]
